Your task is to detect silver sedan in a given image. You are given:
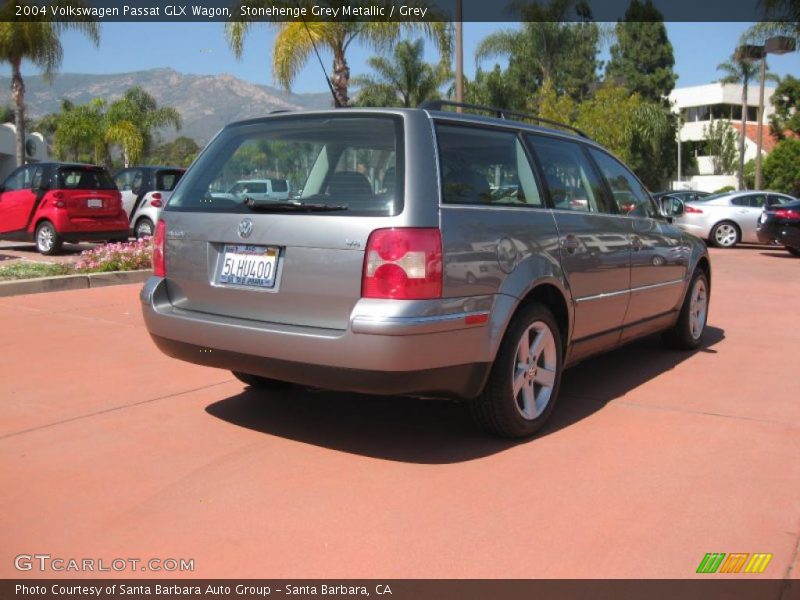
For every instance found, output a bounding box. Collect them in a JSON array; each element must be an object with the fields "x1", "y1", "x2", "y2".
[{"x1": 671, "y1": 190, "x2": 798, "y2": 247}]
